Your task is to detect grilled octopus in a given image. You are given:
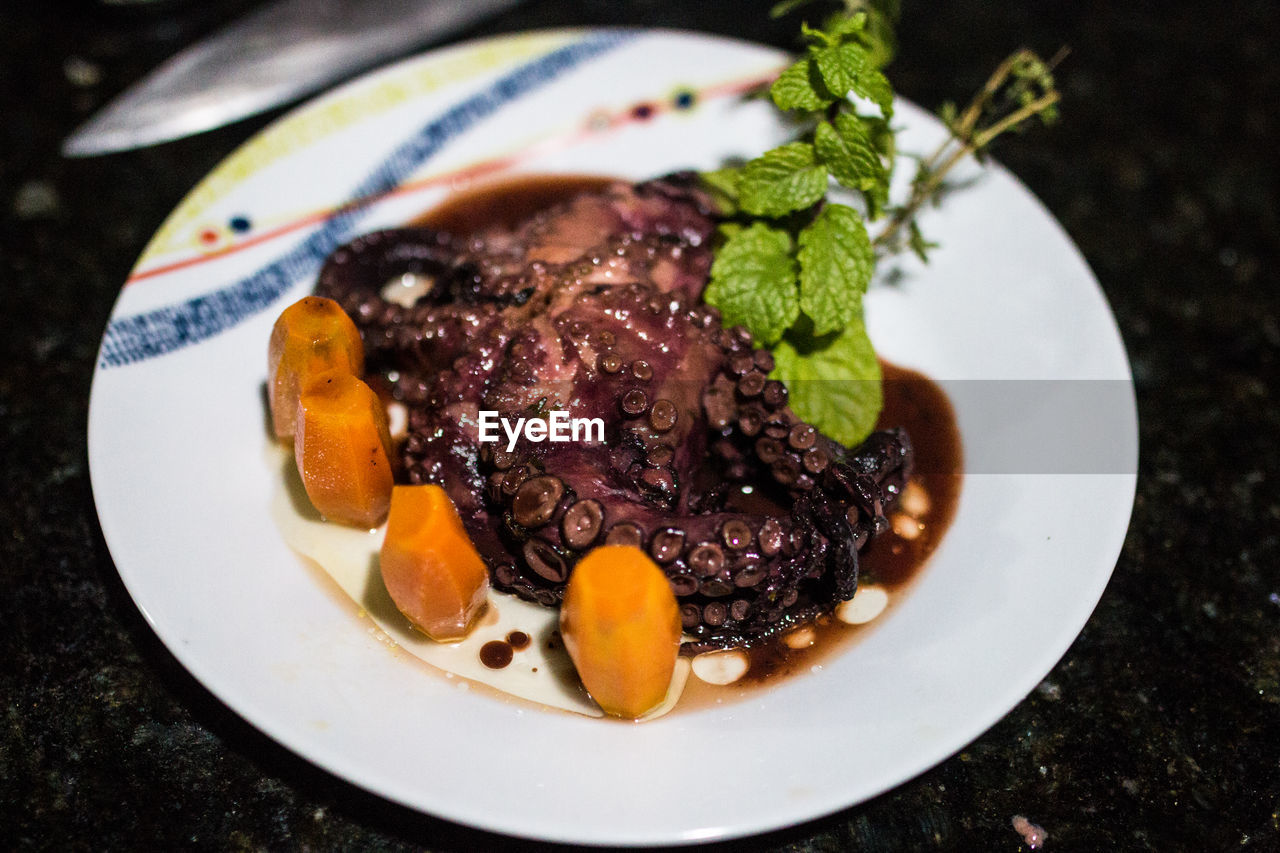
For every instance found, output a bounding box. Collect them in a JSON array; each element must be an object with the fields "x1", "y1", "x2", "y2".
[{"x1": 315, "y1": 174, "x2": 911, "y2": 654}]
